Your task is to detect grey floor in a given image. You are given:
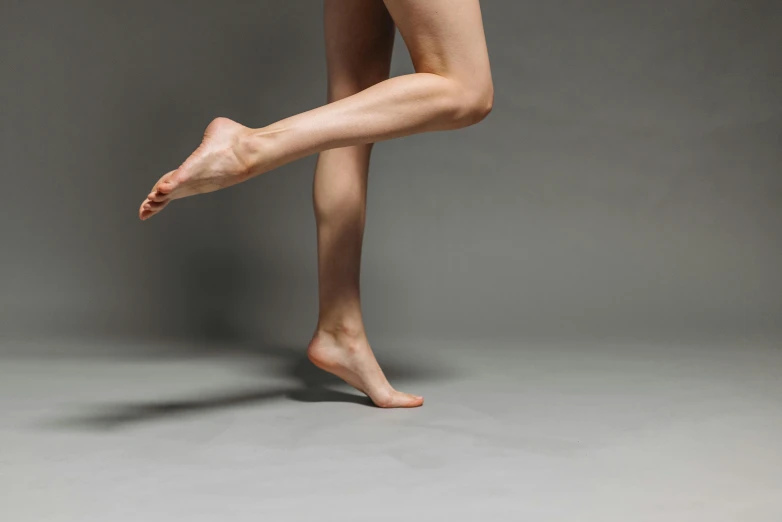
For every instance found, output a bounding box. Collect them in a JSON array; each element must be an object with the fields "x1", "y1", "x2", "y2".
[{"x1": 1, "y1": 335, "x2": 781, "y2": 521}]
